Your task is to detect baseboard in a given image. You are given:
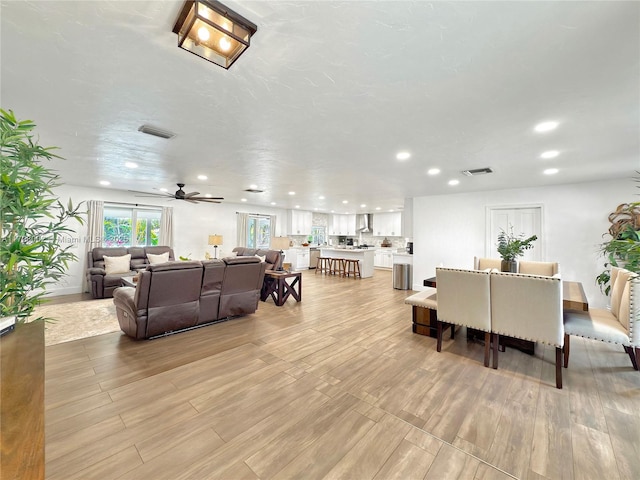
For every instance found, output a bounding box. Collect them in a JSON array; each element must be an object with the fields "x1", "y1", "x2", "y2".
[{"x1": 46, "y1": 286, "x2": 83, "y2": 297}]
